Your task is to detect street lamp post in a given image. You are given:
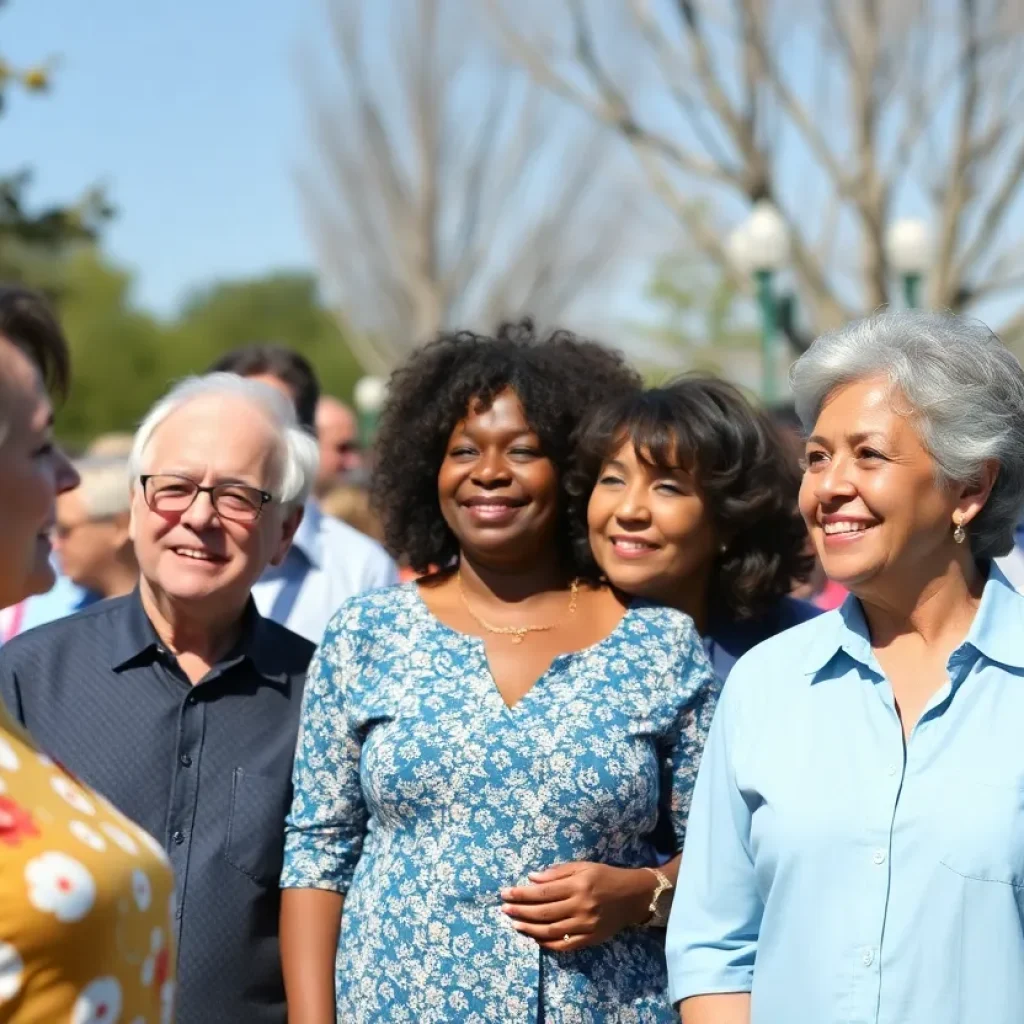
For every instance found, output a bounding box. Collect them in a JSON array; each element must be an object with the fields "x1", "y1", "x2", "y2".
[
  {"x1": 885, "y1": 217, "x2": 930, "y2": 309},
  {"x1": 353, "y1": 375, "x2": 387, "y2": 452},
  {"x1": 729, "y1": 200, "x2": 791, "y2": 404}
]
